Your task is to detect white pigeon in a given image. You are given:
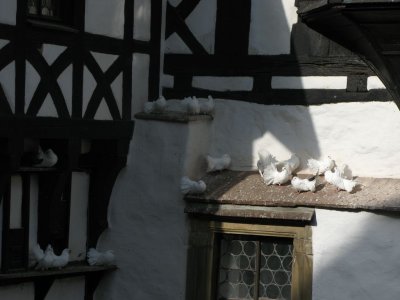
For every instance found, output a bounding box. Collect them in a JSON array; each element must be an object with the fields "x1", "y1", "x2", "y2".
[
  {"x1": 143, "y1": 96, "x2": 167, "y2": 113},
  {"x1": 52, "y1": 248, "x2": 70, "y2": 269},
  {"x1": 34, "y1": 147, "x2": 58, "y2": 167},
  {"x1": 325, "y1": 167, "x2": 357, "y2": 193},
  {"x1": 307, "y1": 156, "x2": 334, "y2": 175},
  {"x1": 291, "y1": 175, "x2": 317, "y2": 193},
  {"x1": 262, "y1": 165, "x2": 291, "y2": 186},
  {"x1": 206, "y1": 154, "x2": 231, "y2": 172},
  {"x1": 337, "y1": 164, "x2": 353, "y2": 180},
  {"x1": 87, "y1": 248, "x2": 115, "y2": 266},
  {"x1": 182, "y1": 96, "x2": 200, "y2": 114},
  {"x1": 256, "y1": 150, "x2": 277, "y2": 176},
  {"x1": 31, "y1": 243, "x2": 45, "y2": 267},
  {"x1": 35, "y1": 245, "x2": 55, "y2": 270},
  {"x1": 276, "y1": 154, "x2": 300, "y2": 174},
  {"x1": 180, "y1": 176, "x2": 206, "y2": 195},
  {"x1": 199, "y1": 95, "x2": 215, "y2": 114}
]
